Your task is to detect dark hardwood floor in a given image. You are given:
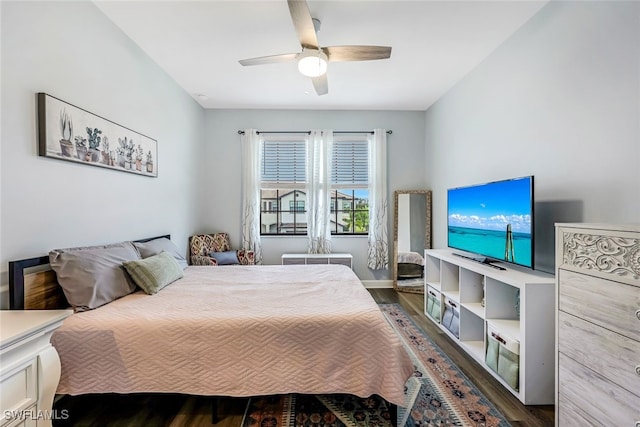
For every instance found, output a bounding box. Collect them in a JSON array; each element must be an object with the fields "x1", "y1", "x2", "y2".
[{"x1": 53, "y1": 288, "x2": 554, "y2": 426}]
